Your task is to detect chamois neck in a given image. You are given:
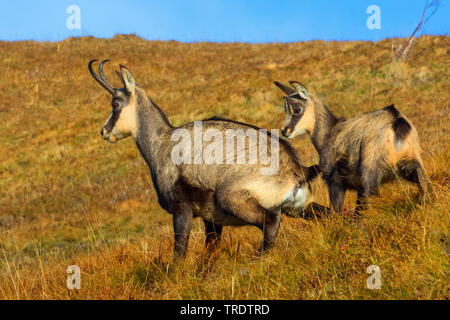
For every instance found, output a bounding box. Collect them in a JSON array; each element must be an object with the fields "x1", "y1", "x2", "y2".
[
  {"x1": 135, "y1": 90, "x2": 173, "y2": 168},
  {"x1": 309, "y1": 97, "x2": 340, "y2": 153}
]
